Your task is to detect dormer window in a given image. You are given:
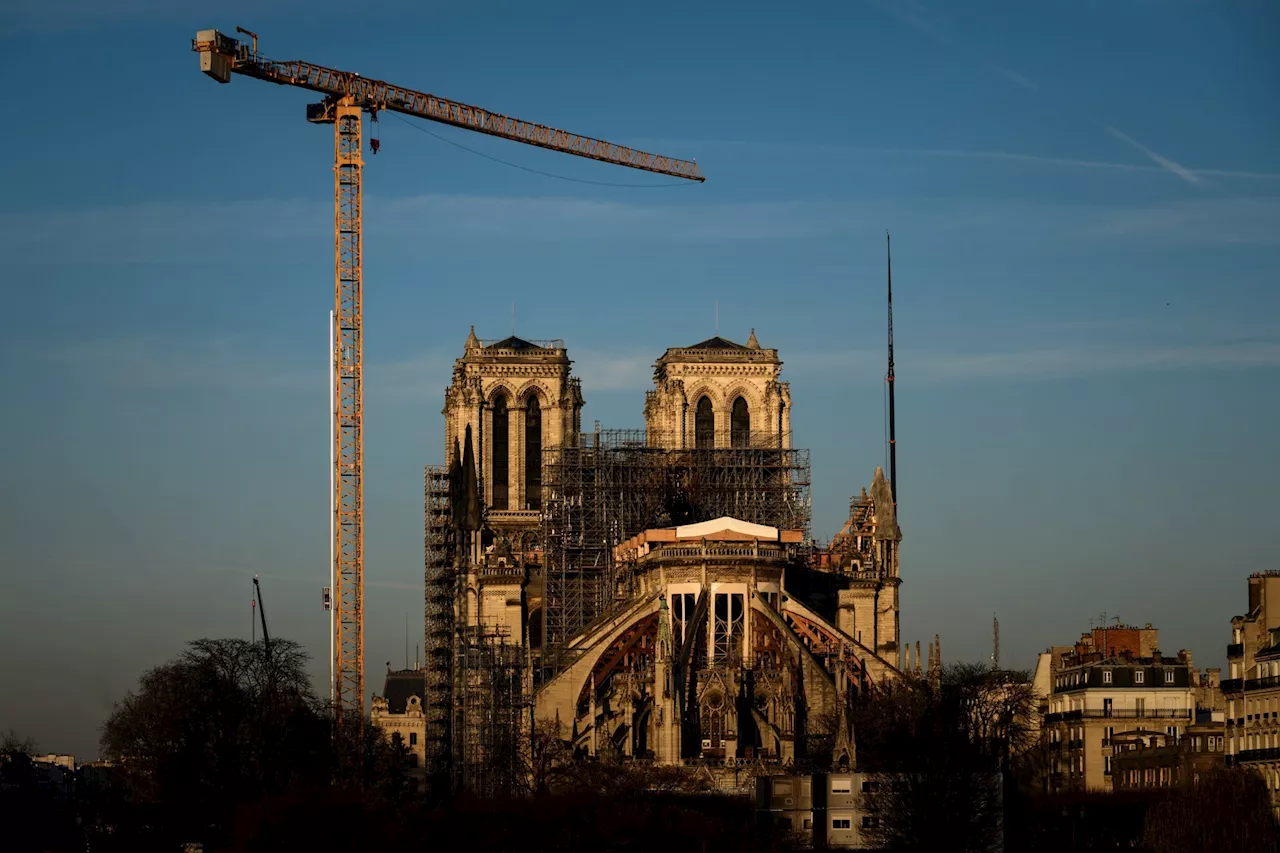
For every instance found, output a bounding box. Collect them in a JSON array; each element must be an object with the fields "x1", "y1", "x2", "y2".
[
  {"x1": 1164, "y1": 670, "x2": 1175, "y2": 684},
  {"x1": 1135, "y1": 671, "x2": 1145, "y2": 685},
  {"x1": 1103, "y1": 670, "x2": 1113, "y2": 684}
]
